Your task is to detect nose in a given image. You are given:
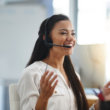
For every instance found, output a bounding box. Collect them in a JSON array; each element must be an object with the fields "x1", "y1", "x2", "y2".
[{"x1": 66, "y1": 33, "x2": 75, "y2": 42}]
